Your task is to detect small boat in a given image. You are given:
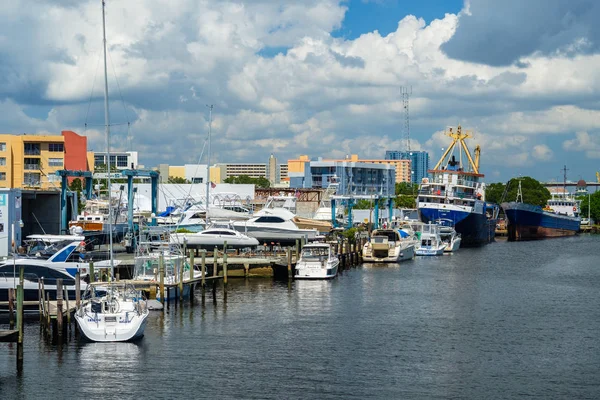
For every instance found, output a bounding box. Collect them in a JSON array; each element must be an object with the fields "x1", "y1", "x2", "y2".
[
  {"x1": 170, "y1": 222, "x2": 259, "y2": 250},
  {"x1": 75, "y1": 282, "x2": 149, "y2": 342},
  {"x1": 232, "y1": 208, "x2": 318, "y2": 246},
  {"x1": 362, "y1": 229, "x2": 416, "y2": 262},
  {"x1": 438, "y1": 224, "x2": 461, "y2": 252},
  {"x1": 294, "y1": 243, "x2": 339, "y2": 279},
  {"x1": 415, "y1": 224, "x2": 446, "y2": 256}
]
